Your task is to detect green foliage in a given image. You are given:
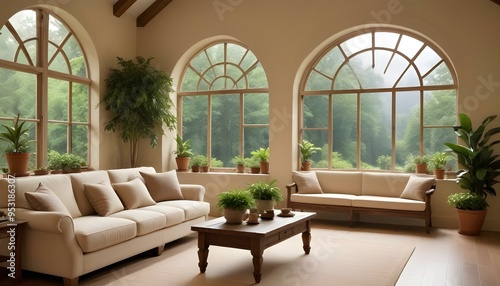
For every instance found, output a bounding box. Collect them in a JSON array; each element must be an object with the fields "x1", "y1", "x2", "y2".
[
  {"x1": 174, "y1": 135, "x2": 194, "y2": 157},
  {"x1": 410, "y1": 154, "x2": 429, "y2": 165},
  {"x1": 447, "y1": 192, "x2": 488, "y2": 210},
  {"x1": 251, "y1": 147, "x2": 269, "y2": 162},
  {"x1": 299, "y1": 140, "x2": 321, "y2": 162},
  {"x1": 376, "y1": 155, "x2": 391, "y2": 170},
  {"x1": 210, "y1": 157, "x2": 223, "y2": 167},
  {"x1": 231, "y1": 155, "x2": 246, "y2": 166},
  {"x1": 190, "y1": 155, "x2": 206, "y2": 167},
  {"x1": 0, "y1": 114, "x2": 33, "y2": 153},
  {"x1": 101, "y1": 56, "x2": 177, "y2": 167},
  {"x1": 48, "y1": 150, "x2": 85, "y2": 170},
  {"x1": 444, "y1": 113, "x2": 500, "y2": 198},
  {"x1": 244, "y1": 157, "x2": 260, "y2": 167},
  {"x1": 217, "y1": 190, "x2": 254, "y2": 211},
  {"x1": 246, "y1": 180, "x2": 283, "y2": 202},
  {"x1": 430, "y1": 152, "x2": 449, "y2": 170}
]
